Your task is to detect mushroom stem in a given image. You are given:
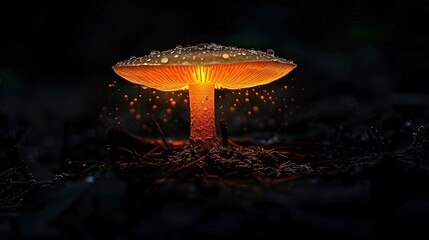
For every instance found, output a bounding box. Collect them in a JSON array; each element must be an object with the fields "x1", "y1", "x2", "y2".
[{"x1": 188, "y1": 83, "x2": 217, "y2": 149}]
